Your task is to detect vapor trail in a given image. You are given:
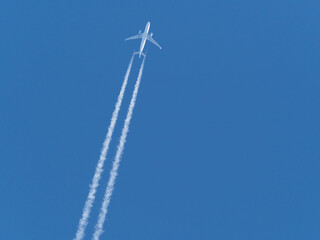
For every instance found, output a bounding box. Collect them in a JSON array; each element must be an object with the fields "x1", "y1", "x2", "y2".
[
  {"x1": 74, "y1": 53, "x2": 135, "y2": 240},
  {"x1": 93, "y1": 55, "x2": 146, "y2": 240}
]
